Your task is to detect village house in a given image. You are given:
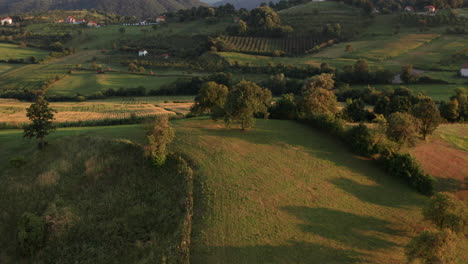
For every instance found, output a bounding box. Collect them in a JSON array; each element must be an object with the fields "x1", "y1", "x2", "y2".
[
  {"x1": 404, "y1": 6, "x2": 415, "y2": 12},
  {"x1": 1, "y1": 17, "x2": 13, "y2": 25},
  {"x1": 233, "y1": 17, "x2": 241, "y2": 23},
  {"x1": 424, "y1": 5, "x2": 437, "y2": 14},
  {"x1": 65, "y1": 16, "x2": 76, "y2": 24},
  {"x1": 139, "y1": 50, "x2": 148, "y2": 56},
  {"x1": 76, "y1": 19, "x2": 86, "y2": 24},
  {"x1": 461, "y1": 63, "x2": 468, "y2": 78},
  {"x1": 162, "y1": 53, "x2": 169, "y2": 59},
  {"x1": 87, "y1": 21, "x2": 98, "y2": 27},
  {"x1": 156, "y1": 16, "x2": 166, "y2": 23}
]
